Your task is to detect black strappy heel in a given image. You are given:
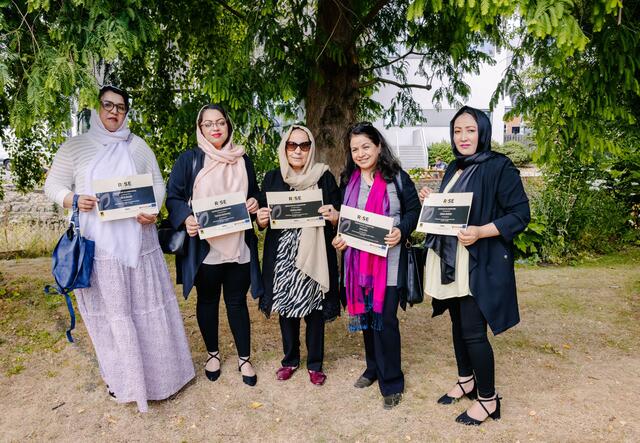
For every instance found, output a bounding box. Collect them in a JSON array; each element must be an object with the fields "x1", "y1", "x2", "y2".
[
  {"x1": 205, "y1": 351, "x2": 221, "y2": 382},
  {"x1": 437, "y1": 375, "x2": 478, "y2": 404},
  {"x1": 455, "y1": 395, "x2": 502, "y2": 426},
  {"x1": 238, "y1": 356, "x2": 257, "y2": 386}
]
